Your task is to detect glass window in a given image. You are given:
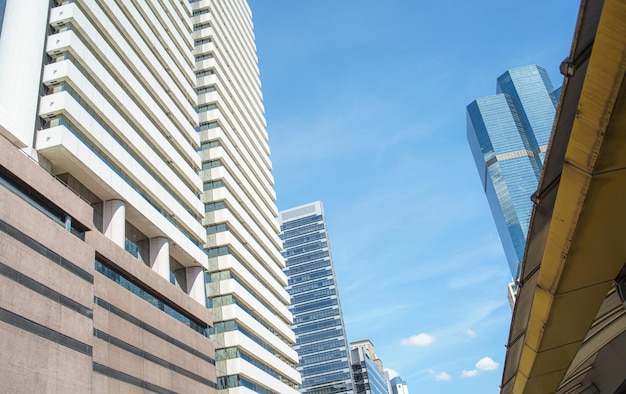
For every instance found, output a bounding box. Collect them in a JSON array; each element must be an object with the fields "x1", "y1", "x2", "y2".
[{"x1": 95, "y1": 257, "x2": 208, "y2": 337}]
